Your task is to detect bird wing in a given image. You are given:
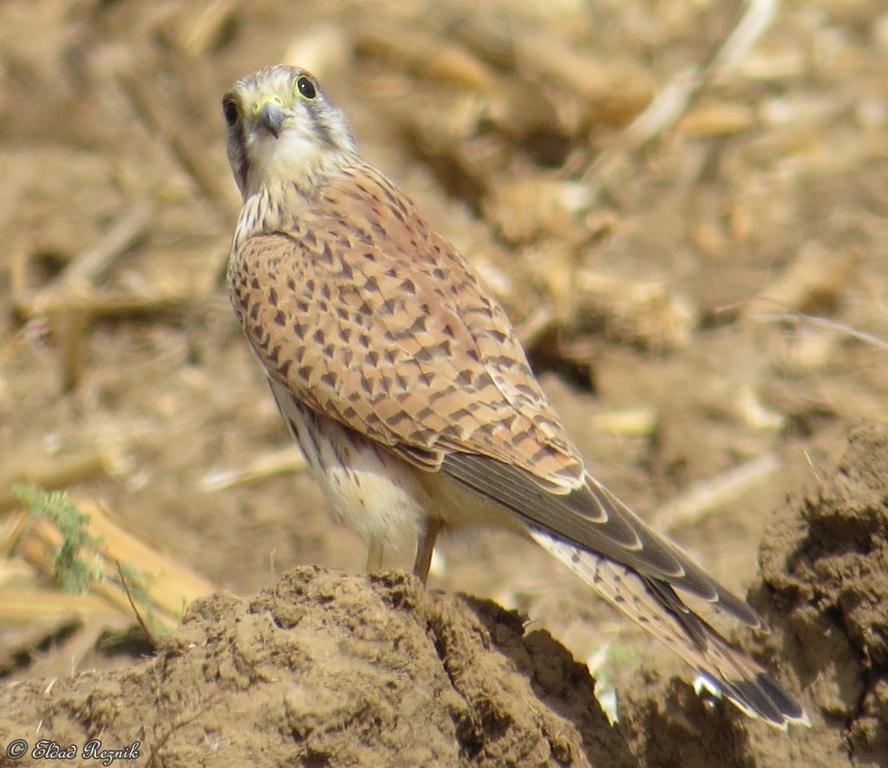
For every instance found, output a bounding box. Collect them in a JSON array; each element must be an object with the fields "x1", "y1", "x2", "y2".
[
  {"x1": 530, "y1": 529, "x2": 807, "y2": 727},
  {"x1": 229, "y1": 162, "x2": 758, "y2": 621},
  {"x1": 229, "y1": 163, "x2": 584, "y2": 486}
]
